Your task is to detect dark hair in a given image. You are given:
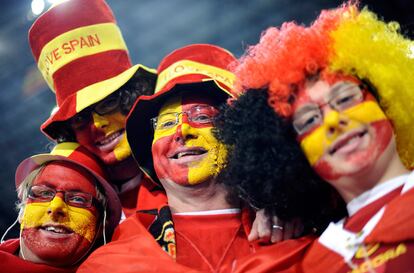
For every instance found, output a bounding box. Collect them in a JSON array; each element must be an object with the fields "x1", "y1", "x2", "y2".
[
  {"x1": 53, "y1": 69, "x2": 157, "y2": 143},
  {"x1": 214, "y1": 89, "x2": 346, "y2": 235}
]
